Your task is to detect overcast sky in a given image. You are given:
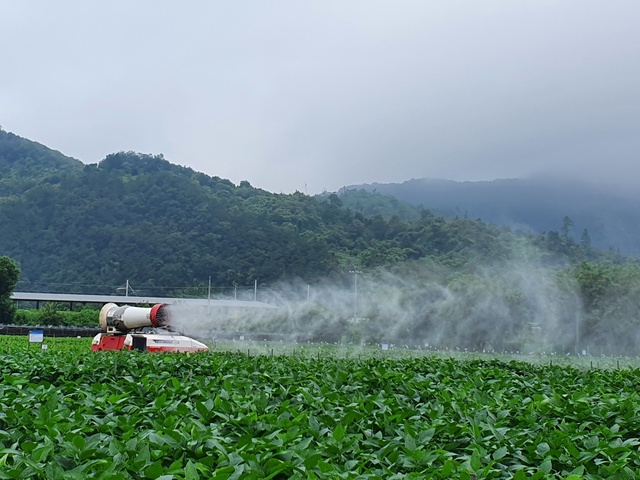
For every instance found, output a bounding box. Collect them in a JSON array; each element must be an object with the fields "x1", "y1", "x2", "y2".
[{"x1": 1, "y1": 1, "x2": 638, "y2": 194}]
